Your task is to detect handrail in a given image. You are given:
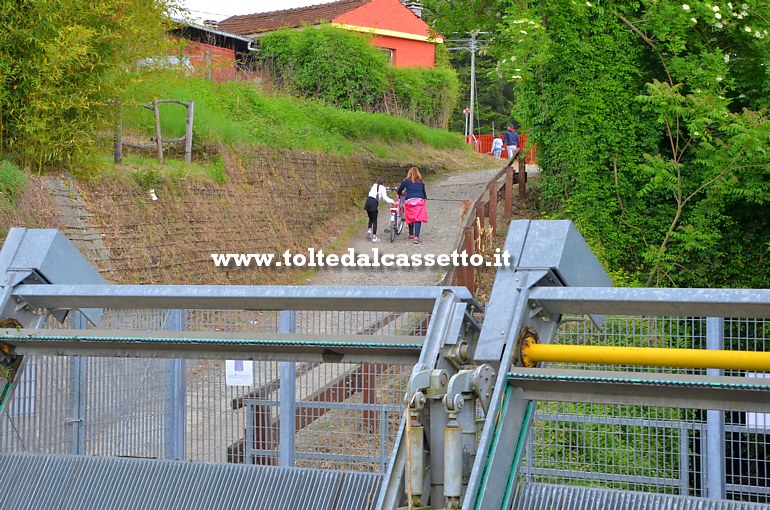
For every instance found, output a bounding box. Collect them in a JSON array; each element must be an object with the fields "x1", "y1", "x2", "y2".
[{"x1": 440, "y1": 150, "x2": 527, "y2": 293}]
